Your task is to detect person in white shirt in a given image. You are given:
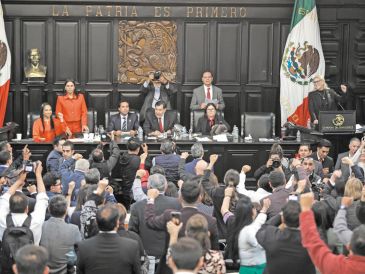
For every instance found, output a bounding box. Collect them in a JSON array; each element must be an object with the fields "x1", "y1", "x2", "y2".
[
  {"x1": 0, "y1": 162, "x2": 49, "y2": 246},
  {"x1": 236, "y1": 165, "x2": 272, "y2": 203}
]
